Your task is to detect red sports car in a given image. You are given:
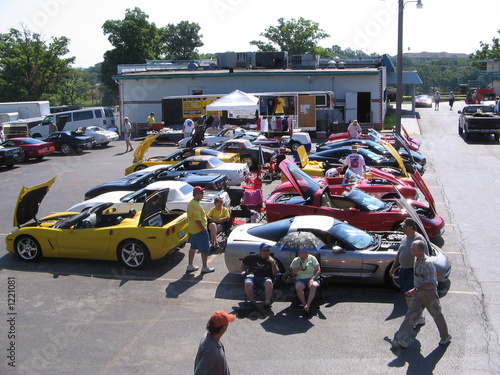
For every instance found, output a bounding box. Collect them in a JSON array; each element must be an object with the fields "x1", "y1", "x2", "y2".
[
  {"x1": 266, "y1": 159, "x2": 445, "y2": 239},
  {"x1": 2, "y1": 137, "x2": 55, "y2": 161}
]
